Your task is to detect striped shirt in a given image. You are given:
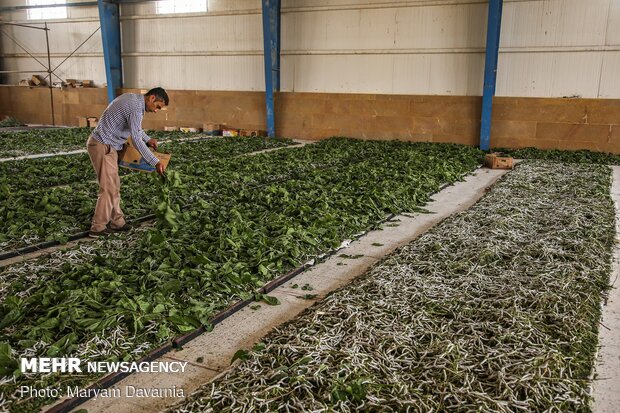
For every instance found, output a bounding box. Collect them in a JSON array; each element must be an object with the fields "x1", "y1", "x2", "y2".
[{"x1": 92, "y1": 93, "x2": 159, "y2": 166}]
